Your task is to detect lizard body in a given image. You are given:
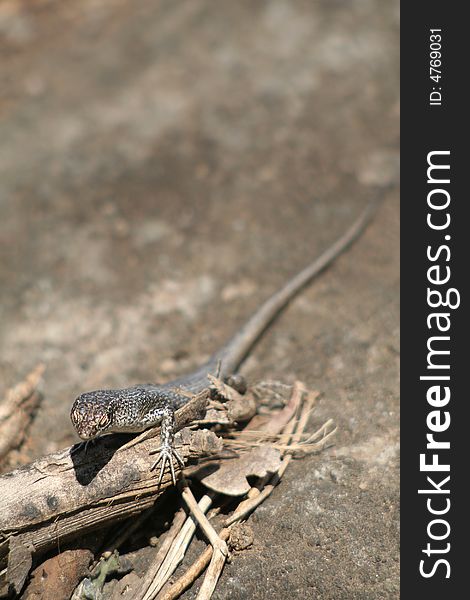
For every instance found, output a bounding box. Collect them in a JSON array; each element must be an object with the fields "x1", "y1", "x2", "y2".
[{"x1": 70, "y1": 199, "x2": 379, "y2": 483}]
